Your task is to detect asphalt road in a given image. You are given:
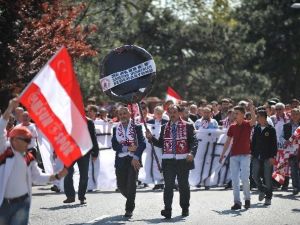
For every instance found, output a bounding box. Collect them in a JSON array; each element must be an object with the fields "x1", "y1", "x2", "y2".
[{"x1": 30, "y1": 185, "x2": 300, "y2": 225}]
